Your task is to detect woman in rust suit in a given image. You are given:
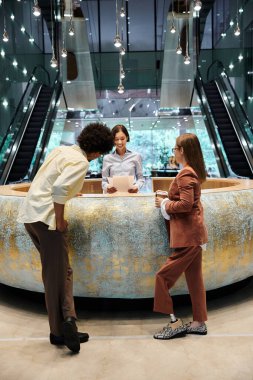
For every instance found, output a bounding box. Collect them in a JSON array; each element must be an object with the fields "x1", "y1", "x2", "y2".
[{"x1": 153, "y1": 133, "x2": 208, "y2": 340}]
